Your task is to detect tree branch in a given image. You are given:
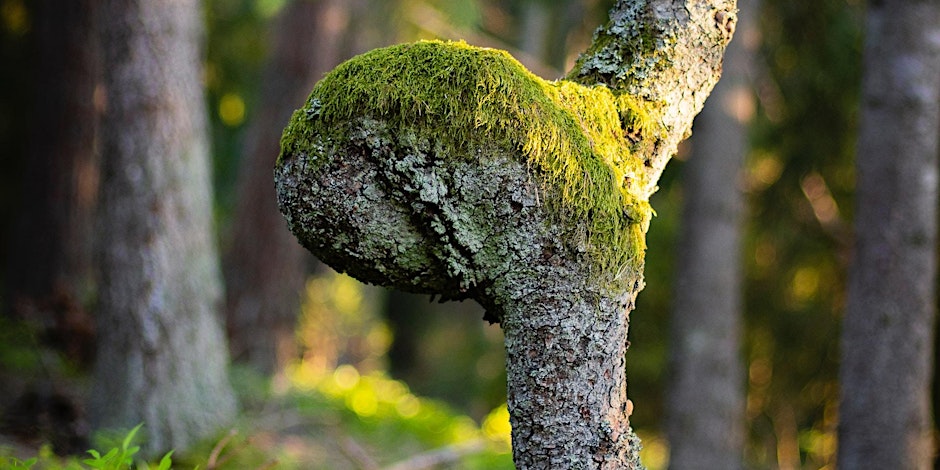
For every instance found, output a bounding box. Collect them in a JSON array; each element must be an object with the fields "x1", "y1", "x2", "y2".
[
  {"x1": 275, "y1": 1, "x2": 736, "y2": 467},
  {"x1": 569, "y1": 0, "x2": 737, "y2": 198}
]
